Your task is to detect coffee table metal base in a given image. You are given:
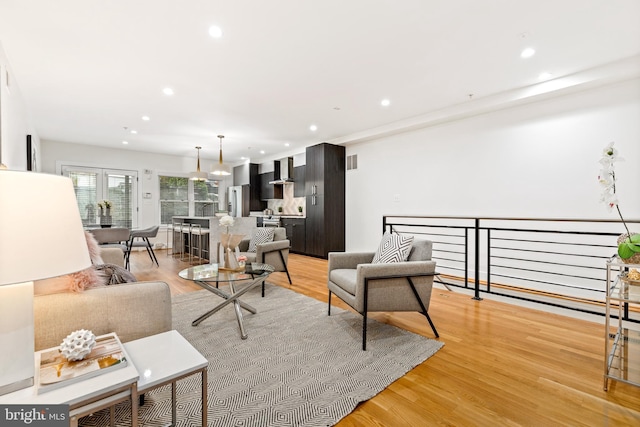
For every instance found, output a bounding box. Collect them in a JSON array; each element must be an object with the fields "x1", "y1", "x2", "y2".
[{"x1": 192, "y1": 277, "x2": 263, "y2": 339}]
